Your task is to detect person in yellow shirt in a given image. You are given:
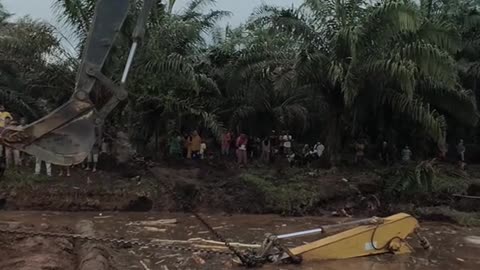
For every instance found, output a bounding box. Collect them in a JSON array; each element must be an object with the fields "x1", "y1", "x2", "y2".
[
  {"x1": 0, "y1": 105, "x2": 12, "y2": 128},
  {"x1": 0, "y1": 105, "x2": 12, "y2": 158}
]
